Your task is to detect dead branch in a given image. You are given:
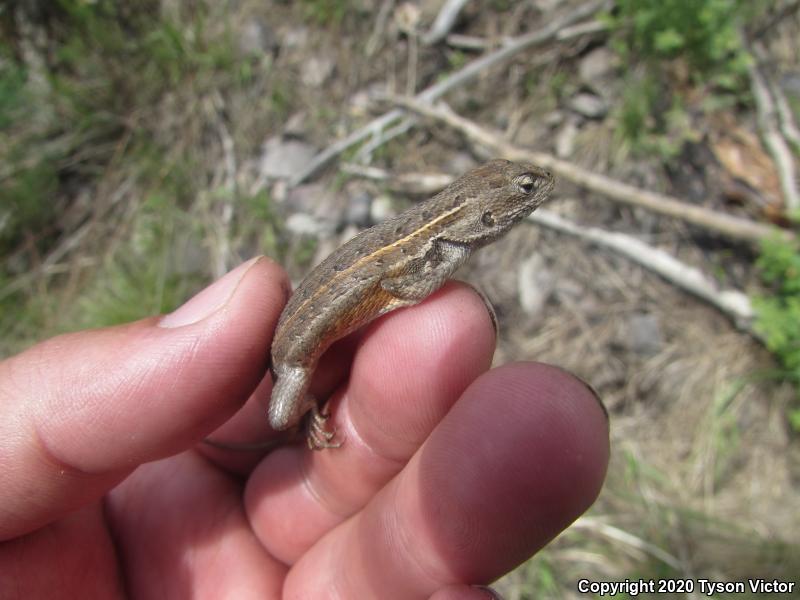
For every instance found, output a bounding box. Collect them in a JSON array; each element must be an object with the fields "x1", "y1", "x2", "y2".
[
  {"x1": 751, "y1": 43, "x2": 800, "y2": 155},
  {"x1": 341, "y1": 162, "x2": 452, "y2": 193},
  {"x1": 747, "y1": 0, "x2": 800, "y2": 40},
  {"x1": 772, "y1": 79, "x2": 800, "y2": 155},
  {"x1": 422, "y1": 0, "x2": 470, "y2": 45},
  {"x1": 289, "y1": 0, "x2": 608, "y2": 187},
  {"x1": 445, "y1": 19, "x2": 607, "y2": 51},
  {"x1": 365, "y1": 0, "x2": 395, "y2": 56},
  {"x1": 354, "y1": 119, "x2": 415, "y2": 163},
  {"x1": 555, "y1": 19, "x2": 609, "y2": 41},
  {"x1": 340, "y1": 162, "x2": 755, "y2": 331},
  {"x1": 529, "y1": 209, "x2": 755, "y2": 331},
  {"x1": 387, "y1": 95, "x2": 791, "y2": 244},
  {"x1": 443, "y1": 34, "x2": 498, "y2": 51},
  {"x1": 747, "y1": 45, "x2": 800, "y2": 213}
]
